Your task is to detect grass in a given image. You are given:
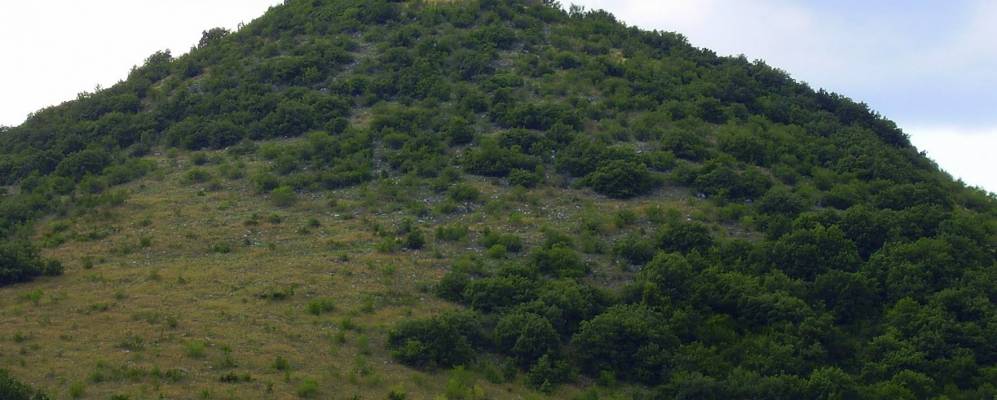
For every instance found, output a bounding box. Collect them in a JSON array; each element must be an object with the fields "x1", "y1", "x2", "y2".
[{"x1": 0, "y1": 147, "x2": 717, "y2": 399}]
